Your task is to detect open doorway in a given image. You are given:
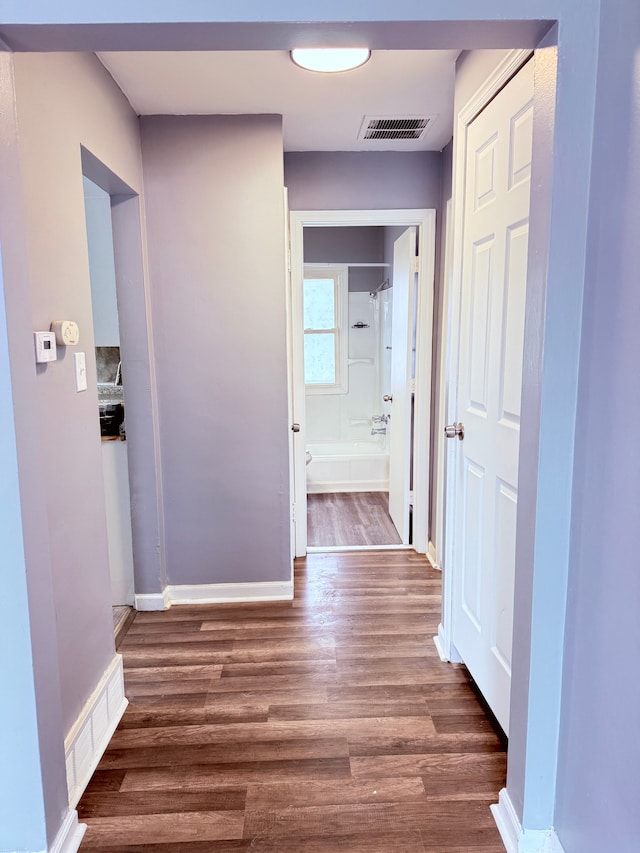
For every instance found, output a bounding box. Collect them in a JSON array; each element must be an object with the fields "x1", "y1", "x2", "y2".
[
  {"x1": 82, "y1": 174, "x2": 135, "y2": 641},
  {"x1": 302, "y1": 227, "x2": 398, "y2": 547},
  {"x1": 289, "y1": 209, "x2": 435, "y2": 557}
]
